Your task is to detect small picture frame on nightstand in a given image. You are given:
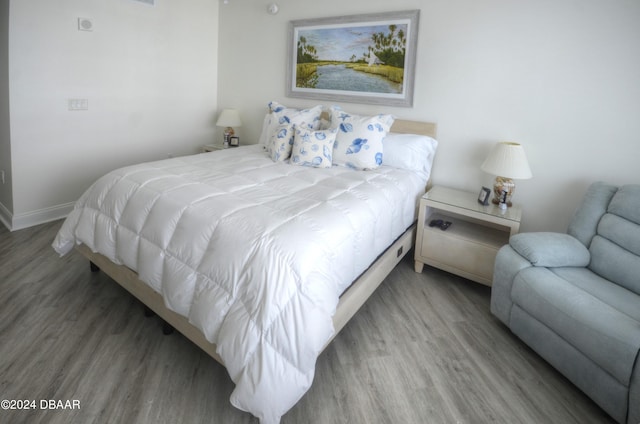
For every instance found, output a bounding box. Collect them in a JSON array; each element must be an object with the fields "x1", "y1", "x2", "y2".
[
  {"x1": 230, "y1": 136, "x2": 240, "y2": 147},
  {"x1": 478, "y1": 186, "x2": 491, "y2": 205}
]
